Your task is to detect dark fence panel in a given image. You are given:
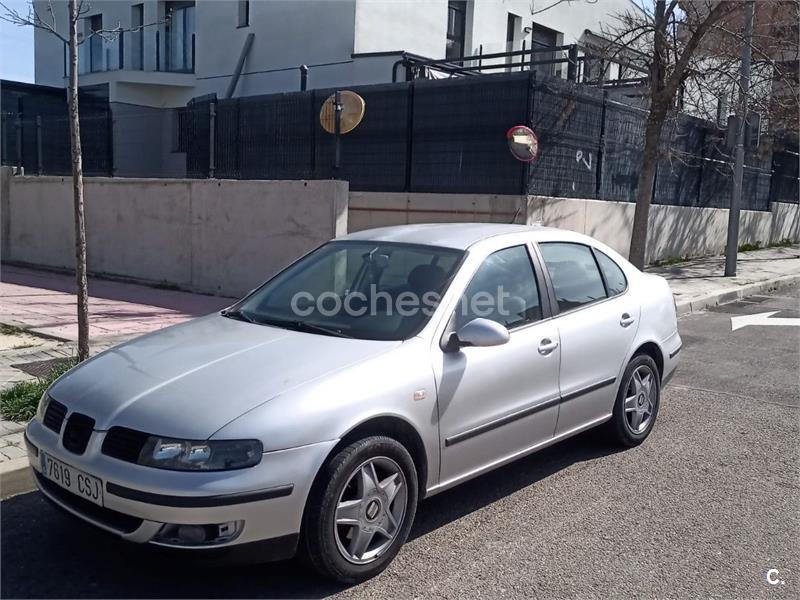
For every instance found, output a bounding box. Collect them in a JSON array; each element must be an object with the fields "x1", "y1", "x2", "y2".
[
  {"x1": 598, "y1": 100, "x2": 647, "y2": 202},
  {"x1": 314, "y1": 83, "x2": 409, "y2": 190},
  {"x1": 239, "y1": 91, "x2": 314, "y2": 180},
  {"x1": 770, "y1": 147, "x2": 799, "y2": 204},
  {"x1": 410, "y1": 73, "x2": 529, "y2": 194},
  {"x1": 527, "y1": 76, "x2": 604, "y2": 198}
]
